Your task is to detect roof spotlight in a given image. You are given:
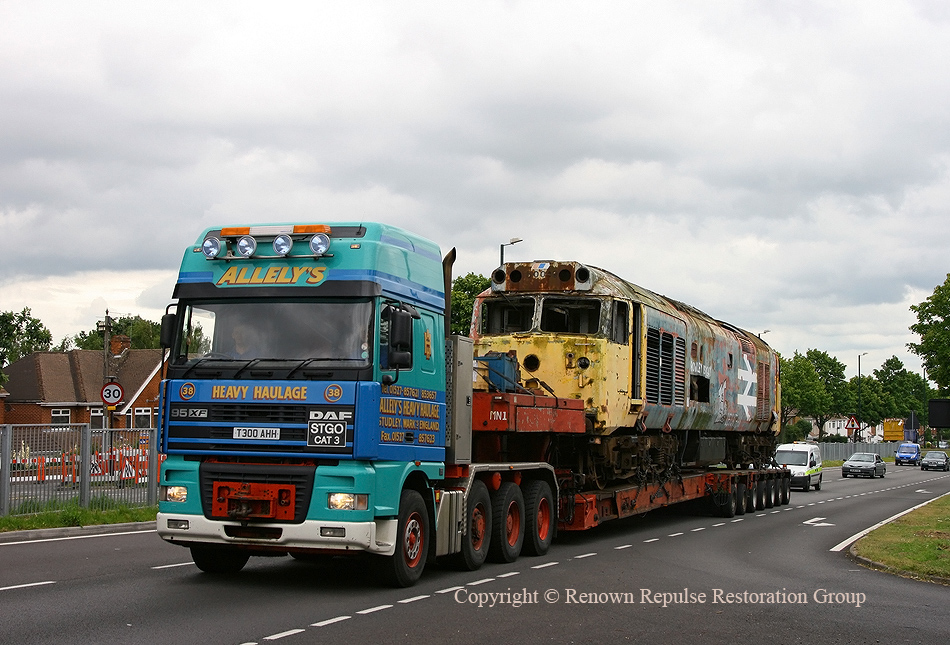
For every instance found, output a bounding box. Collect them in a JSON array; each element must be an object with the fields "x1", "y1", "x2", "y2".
[
  {"x1": 201, "y1": 237, "x2": 222, "y2": 259},
  {"x1": 237, "y1": 235, "x2": 257, "y2": 258},
  {"x1": 309, "y1": 233, "x2": 331, "y2": 255},
  {"x1": 273, "y1": 233, "x2": 293, "y2": 256}
]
